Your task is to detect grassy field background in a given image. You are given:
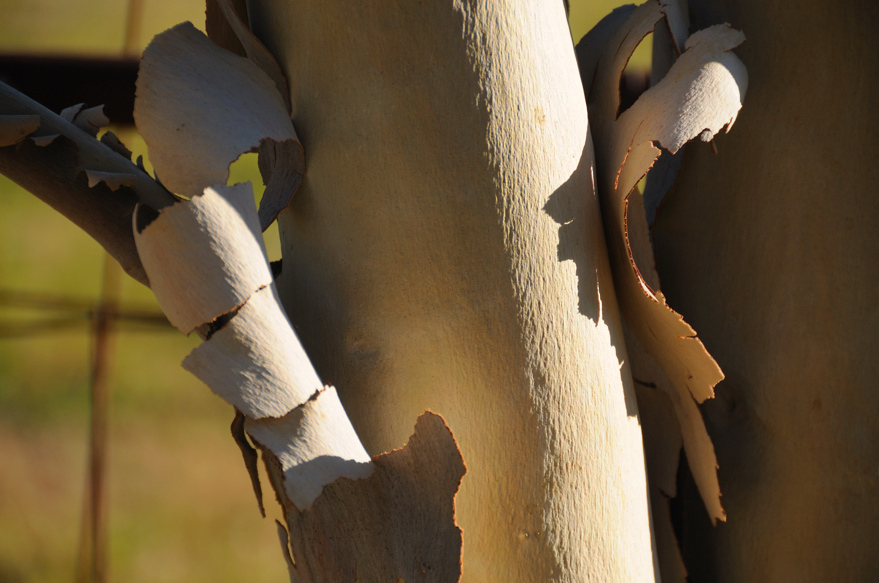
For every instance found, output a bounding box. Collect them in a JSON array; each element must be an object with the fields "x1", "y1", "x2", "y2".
[{"x1": 0, "y1": 1, "x2": 650, "y2": 581}]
